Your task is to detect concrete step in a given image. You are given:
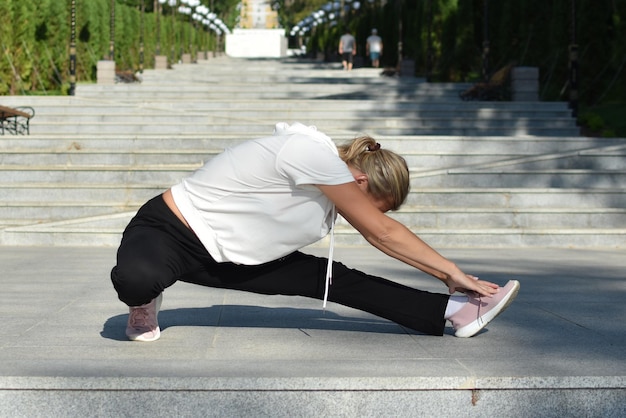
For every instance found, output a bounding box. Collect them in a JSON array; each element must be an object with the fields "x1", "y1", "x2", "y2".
[
  {"x1": 0, "y1": 134, "x2": 251, "y2": 150},
  {"x1": 21, "y1": 123, "x2": 579, "y2": 137},
  {"x1": 2, "y1": 184, "x2": 622, "y2": 209},
  {"x1": 3, "y1": 96, "x2": 573, "y2": 113},
  {"x1": 0, "y1": 202, "x2": 141, "y2": 225},
  {"x1": 0, "y1": 148, "x2": 567, "y2": 168},
  {"x1": 405, "y1": 187, "x2": 626, "y2": 208},
  {"x1": 383, "y1": 207, "x2": 626, "y2": 229},
  {"x1": 26, "y1": 107, "x2": 574, "y2": 121},
  {"x1": 75, "y1": 85, "x2": 470, "y2": 101},
  {"x1": 3, "y1": 148, "x2": 619, "y2": 186},
  {"x1": 3, "y1": 211, "x2": 624, "y2": 248},
  {"x1": 2, "y1": 145, "x2": 618, "y2": 173},
  {"x1": 413, "y1": 169, "x2": 626, "y2": 188},
  {"x1": 4, "y1": 196, "x2": 623, "y2": 230},
  {"x1": 506, "y1": 150, "x2": 626, "y2": 170},
  {"x1": 0, "y1": 149, "x2": 219, "y2": 166},
  {"x1": 2, "y1": 134, "x2": 615, "y2": 153},
  {"x1": 22, "y1": 114, "x2": 577, "y2": 130},
  {"x1": 0, "y1": 182, "x2": 165, "y2": 203},
  {"x1": 0, "y1": 164, "x2": 198, "y2": 184},
  {"x1": 324, "y1": 225, "x2": 626, "y2": 249}
]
